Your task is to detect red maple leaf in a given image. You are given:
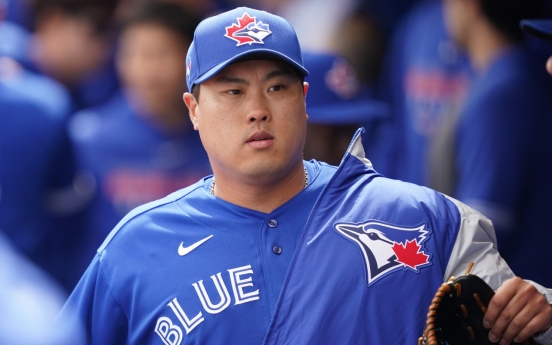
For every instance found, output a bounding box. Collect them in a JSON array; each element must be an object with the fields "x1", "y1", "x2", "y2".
[
  {"x1": 225, "y1": 13, "x2": 255, "y2": 45},
  {"x1": 392, "y1": 239, "x2": 429, "y2": 269}
]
